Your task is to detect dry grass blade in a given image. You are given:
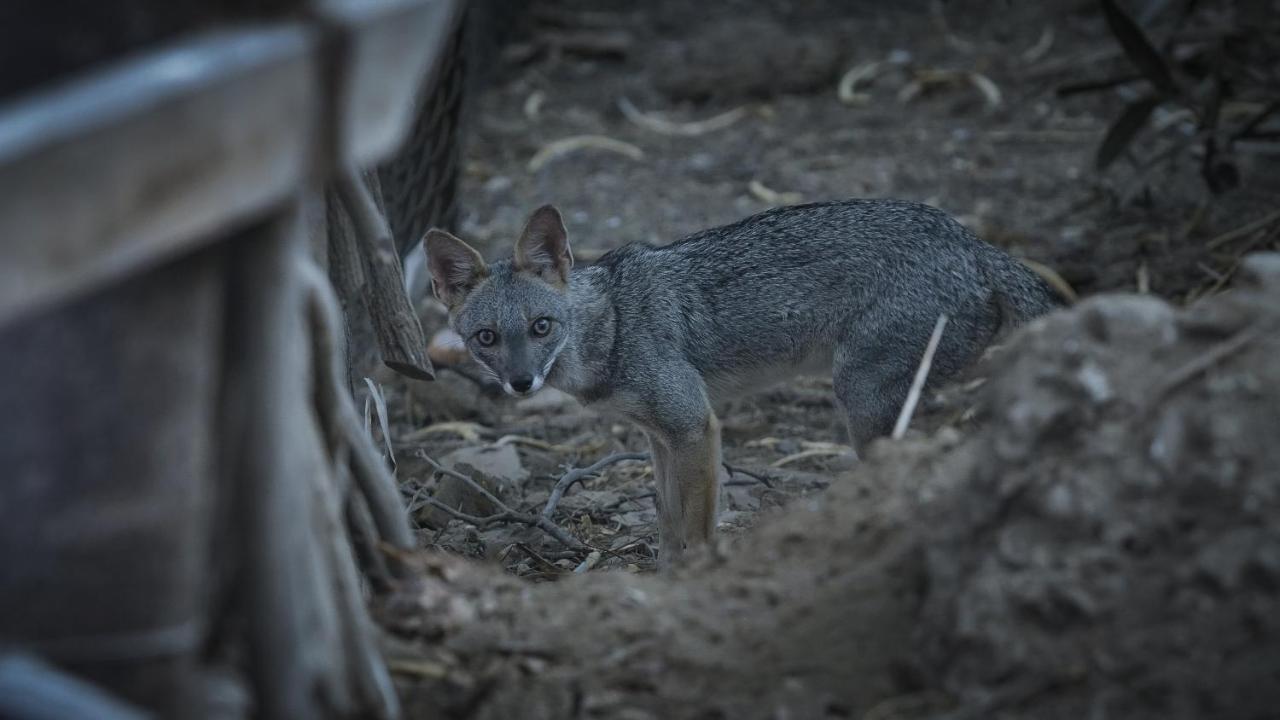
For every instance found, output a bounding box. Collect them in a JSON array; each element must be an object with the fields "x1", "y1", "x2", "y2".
[
  {"x1": 1020, "y1": 258, "x2": 1078, "y2": 303},
  {"x1": 363, "y1": 377, "x2": 395, "y2": 471},
  {"x1": 493, "y1": 435, "x2": 582, "y2": 453},
  {"x1": 528, "y1": 135, "x2": 644, "y2": 172},
  {"x1": 771, "y1": 448, "x2": 854, "y2": 468},
  {"x1": 748, "y1": 180, "x2": 803, "y2": 206},
  {"x1": 400, "y1": 421, "x2": 491, "y2": 442},
  {"x1": 967, "y1": 72, "x2": 1002, "y2": 108},
  {"x1": 837, "y1": 61, "x2": 883, "y2": 105},
  {"x1": 617, "y1": 97, "x2": 747, "y2": 136},
  {"x1": 1021, "y1": 27, "x2": 1055, "y2": 63},
  {"x1": 385, "y1": 658, "x2": 449, "y2": 679},
  {"x1": 1206, "y1": 208, "x2": 1280, "y2": 249},
  {"x1": 893, "y1": 314, "x2": 949, "y2": 440},
  {"x1": 523, "y1": 90, "x2": 546, "y2": 120}
]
